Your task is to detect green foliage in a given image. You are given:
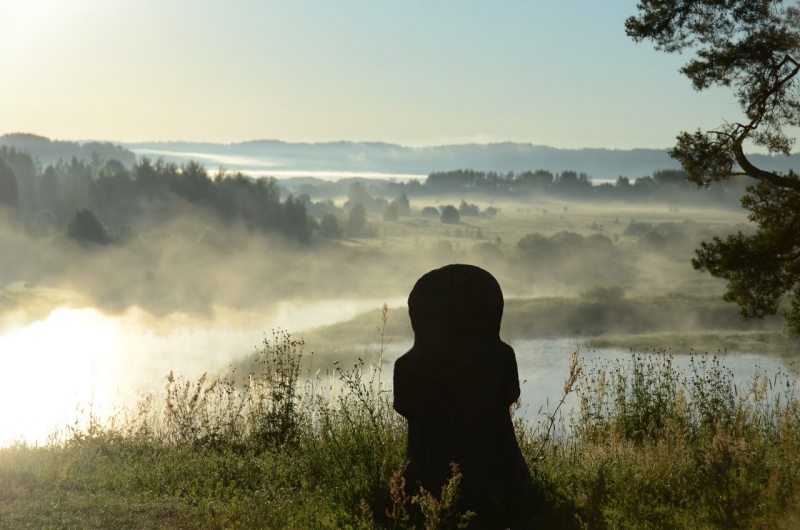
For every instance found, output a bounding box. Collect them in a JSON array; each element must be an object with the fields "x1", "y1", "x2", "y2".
[
  {"x1": 0, "y1": 147, "x2": 36, "y2": 221},
  {"x1": 4, "y1": 330, "x2": 800, "y2": 528},
  {"x1": 421, "y1": 206, "x2": 439, "y2": 217},
  {"x1": 392, "y1": 193, "x2": 411, "y2": 216},
  {"x1": 624, "y1": 220, "x2": 653, "y2": 237},
  {"x1": 457, "y1": 200, "x2": 479, "y2": 217},
  {"x1": 693, "y1": 180, "x2": 800, "y2": 331},
  {"x1": 411, "y1": 464, "x2": 475, "y2": 530},
  {"x1": 66, "y1": 208, "x2": 113, "y2": 246},
  {"x1": 0, "y1": 157, "x2": 19, "y2": 215},
  {"x1": 29, "y1": 157, "x2": 312, "y2": 243},
  {"x1": 627, "y1": 1, "x2": 800, "y2": 333},
  {"x1": 524, "y1": 349, "x2": 800, "y2": 528},
  {"x1": 383, "y1": 204, "x2": 400, "y2": 222},
  {"x1": 439, "y1": 205, "x2": 460, "y2": 224},
  {"x1": 319, "y1": 212, "x2": 344, "y2": 238},
  {"x1": 347, "y1": 203, "x2": 373, "y2": 237},
  {"x1": 627, "y1": 1, "x2": 800, "y2": 168}
]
